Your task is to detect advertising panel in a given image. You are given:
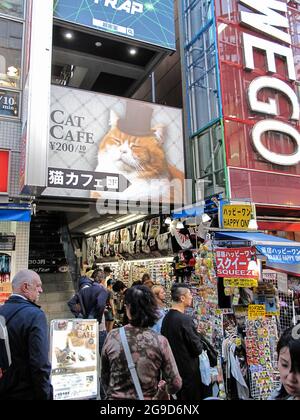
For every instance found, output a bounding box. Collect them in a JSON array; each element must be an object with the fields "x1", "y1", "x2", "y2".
[
  {"x1": 0, "y1": 90, "x2": 19, "y2": 118},
  {"x1": 44, "y1": 85, "x2": 185, "y2": 203},
  {"x1": 50, "y1": 319, "x2": 99, "y2": 400},
  {"x1": 216, "y1": 0, "x2": 300, "y2": 206},
  {"x1": 216, "y1": 247, "x2": 258, "y2": 278},
  {"x1": 0, "y1": 0, "x2": 25, "y2": 18},
  {"x1": 0, "y1": 150, "x2": 9, "y2": 193},
  {"x1": 53, "y1": 0, "x2": 176, "y2": 50}
]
